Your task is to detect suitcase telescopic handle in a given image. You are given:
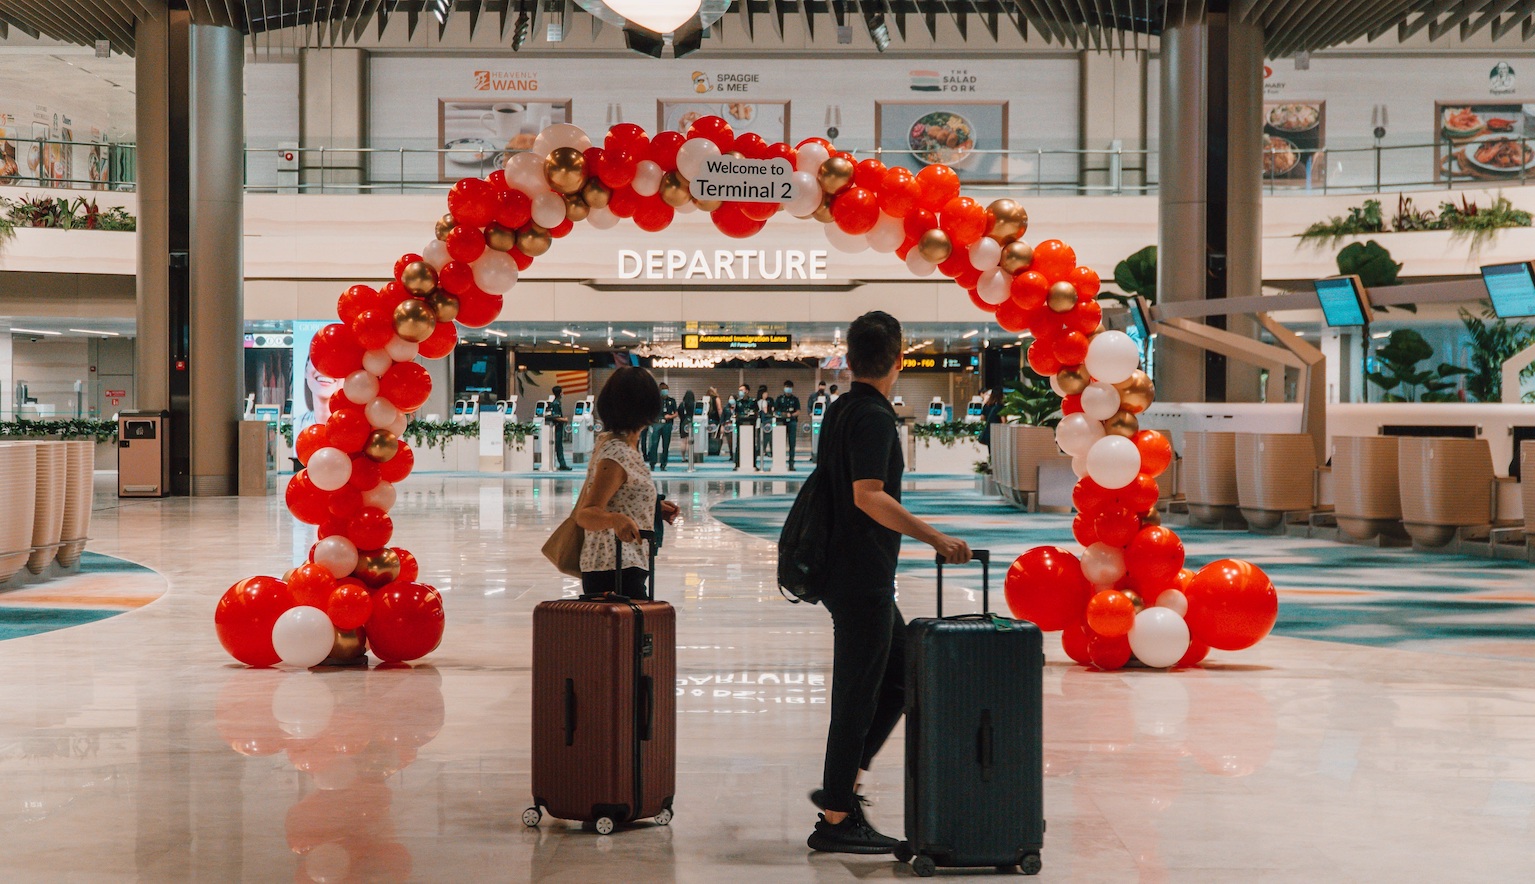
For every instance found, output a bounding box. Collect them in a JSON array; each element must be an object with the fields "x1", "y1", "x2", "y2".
[{"x1": 932, "y1": 549, "x2": 990, "y2": 618}]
